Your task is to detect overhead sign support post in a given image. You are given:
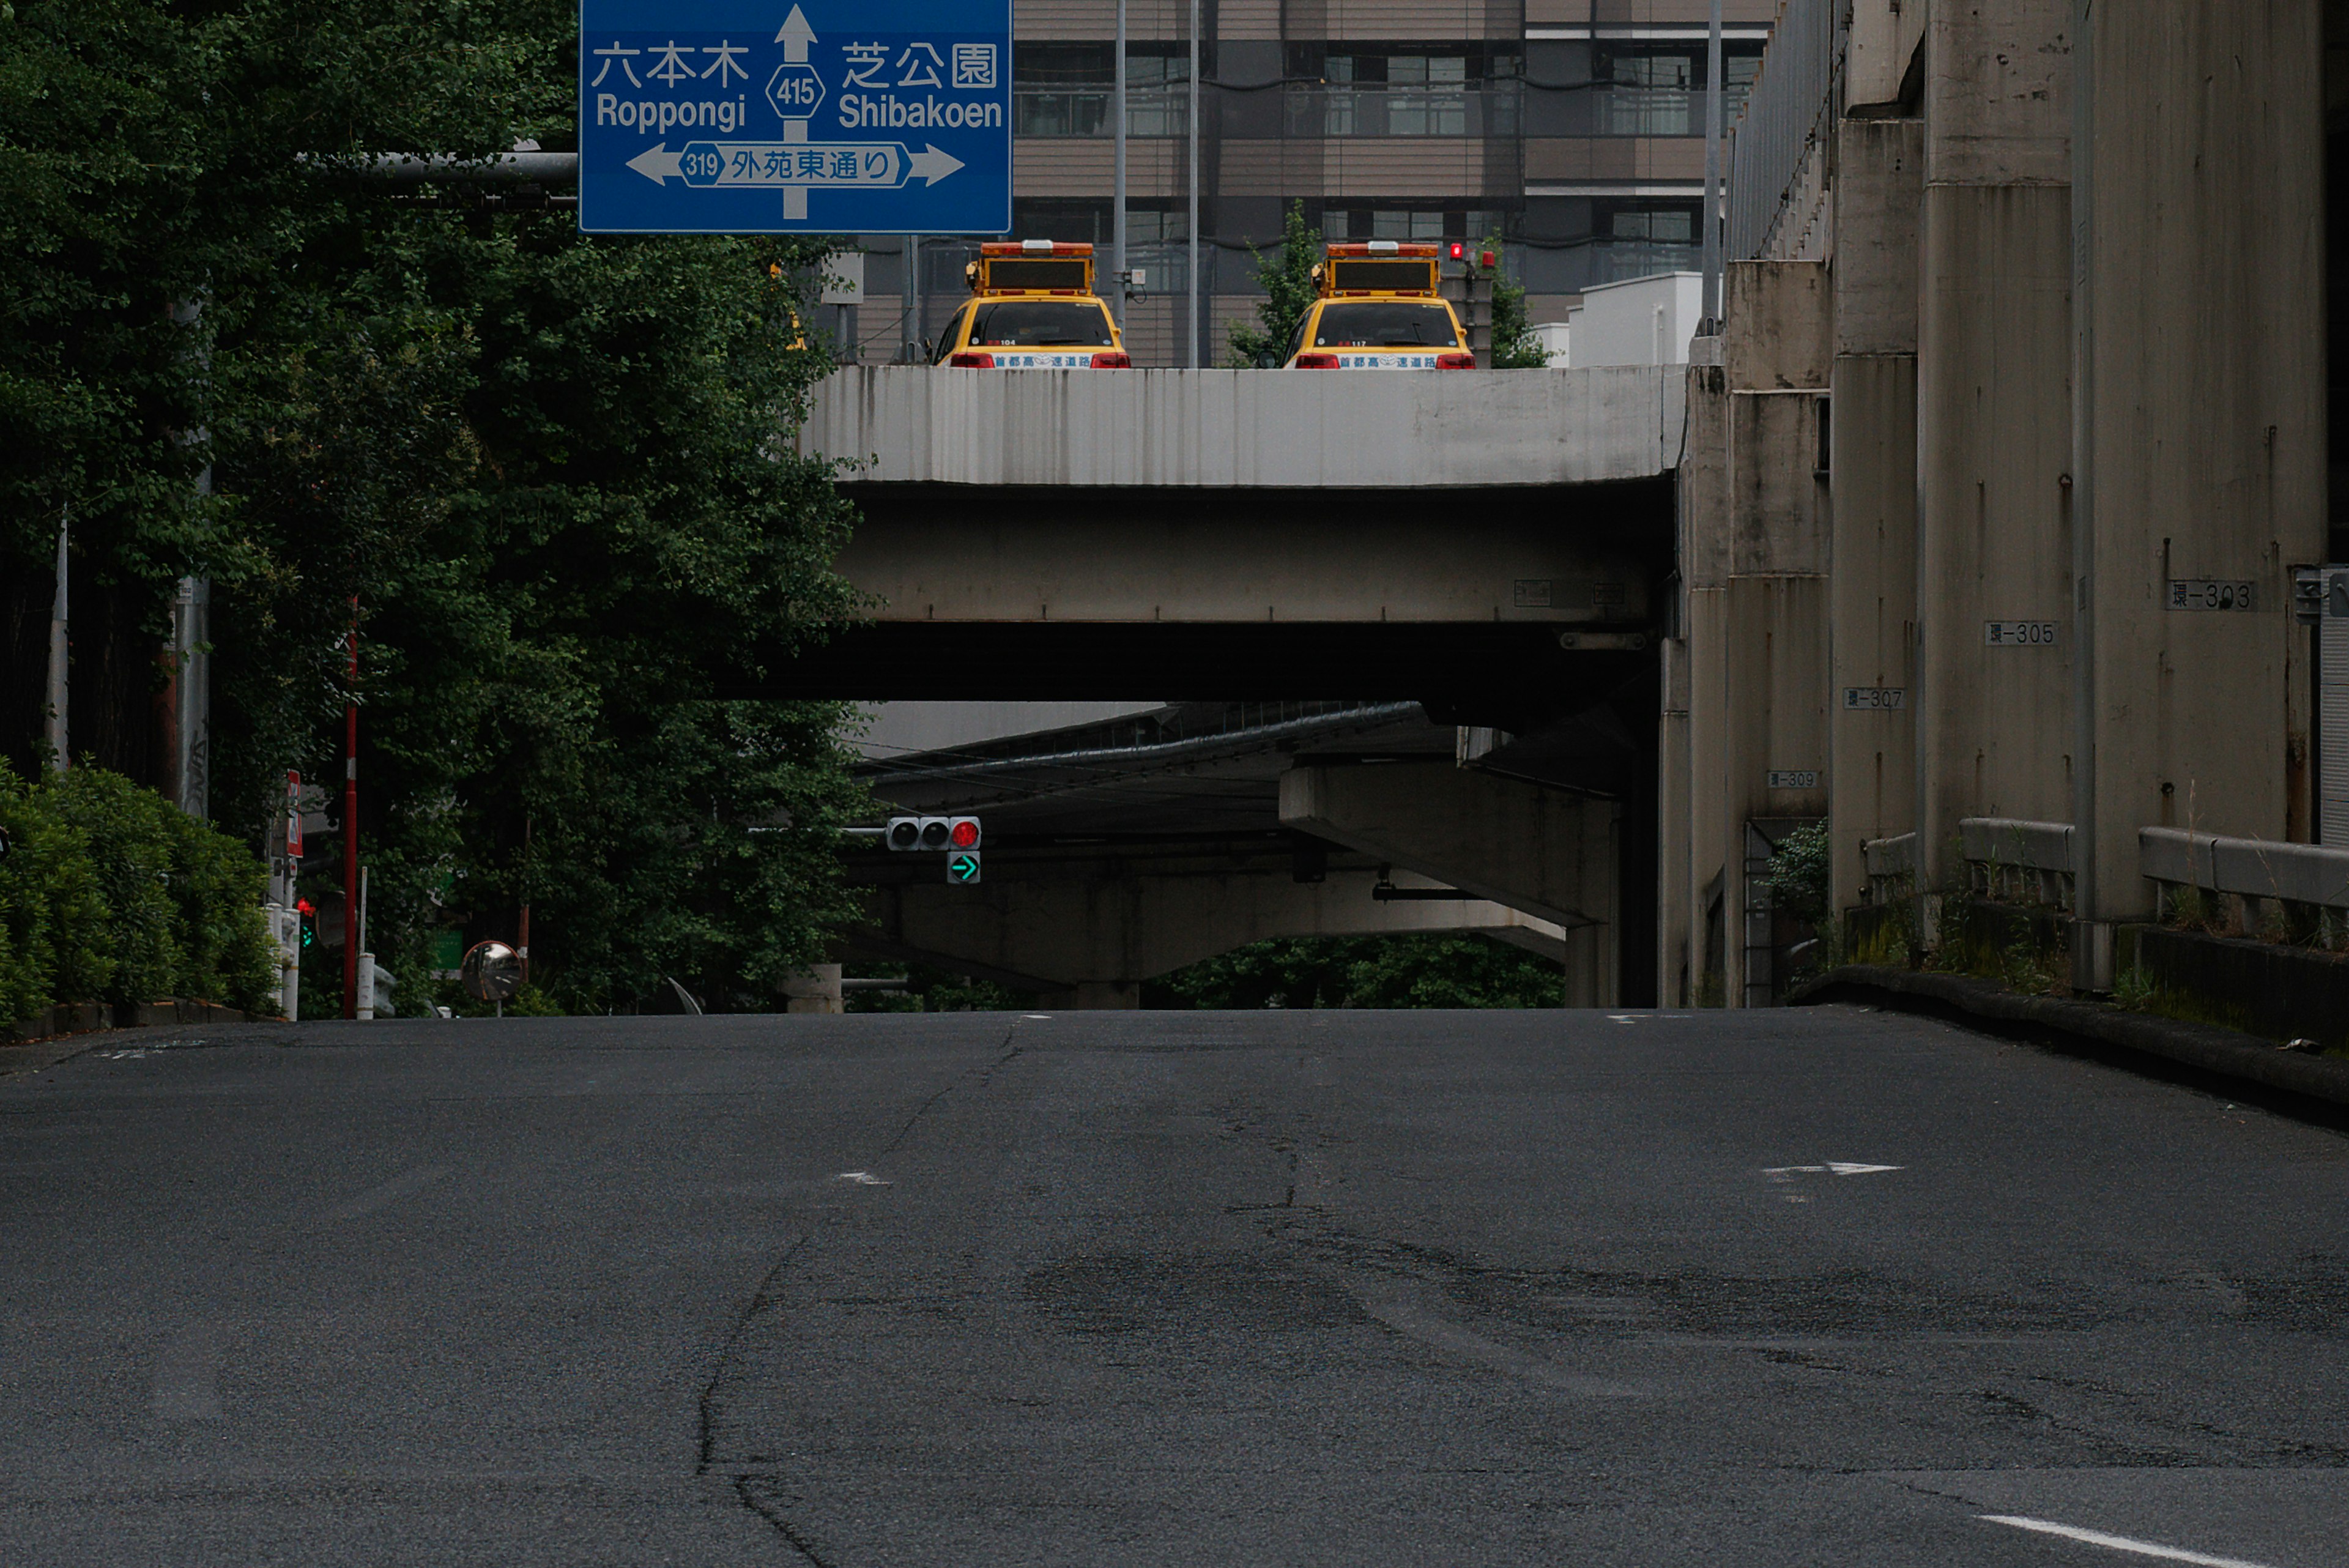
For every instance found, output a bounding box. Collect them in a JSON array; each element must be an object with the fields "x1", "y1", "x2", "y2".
[{"x1": 577, "y1": 0, "x2": 1012, "y2": 237}]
